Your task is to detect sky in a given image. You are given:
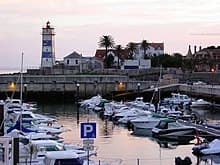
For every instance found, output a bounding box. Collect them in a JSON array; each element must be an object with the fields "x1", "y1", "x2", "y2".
[{"x1": 1, "y1": 0, "x2": 220, "y2": 70}]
